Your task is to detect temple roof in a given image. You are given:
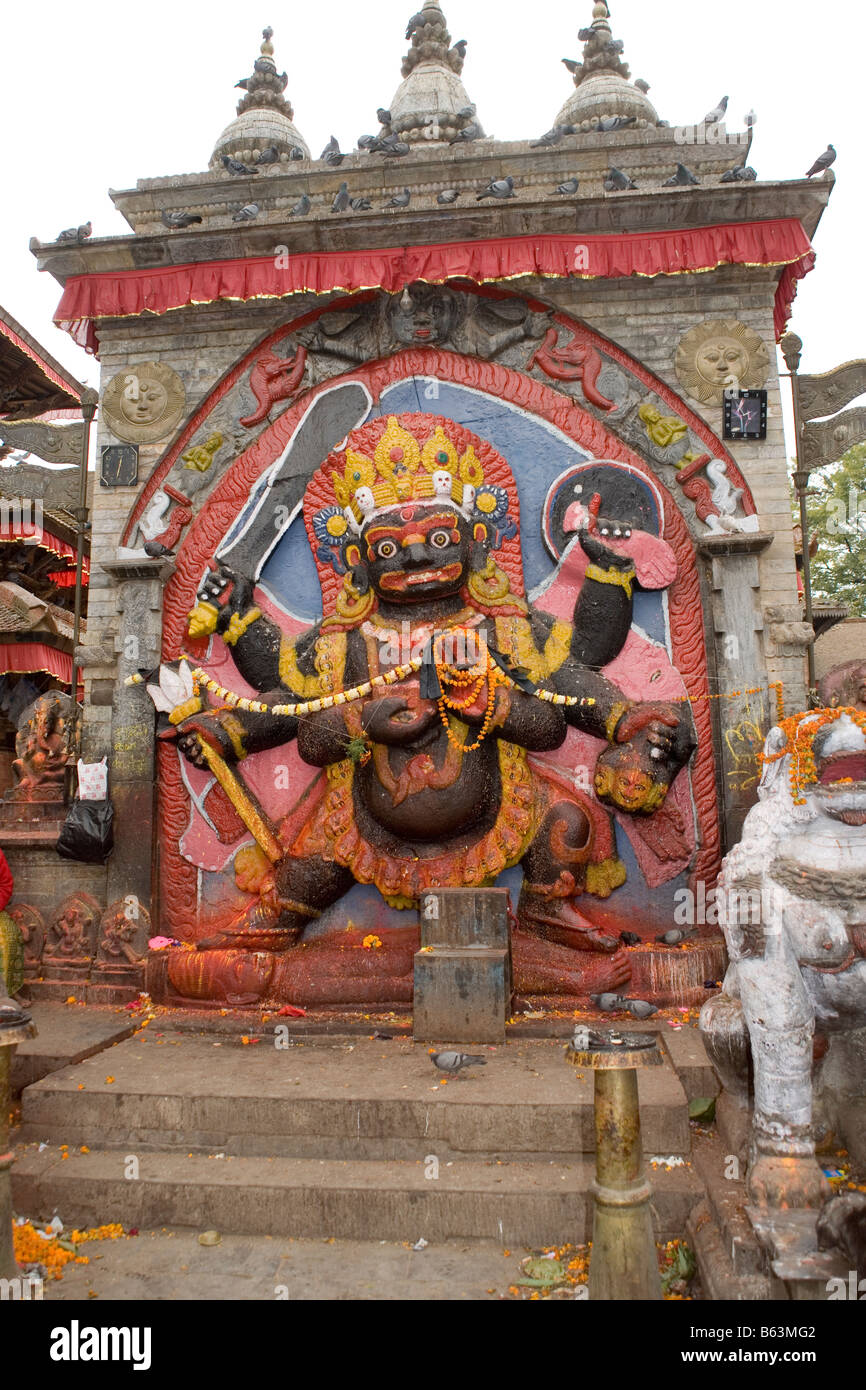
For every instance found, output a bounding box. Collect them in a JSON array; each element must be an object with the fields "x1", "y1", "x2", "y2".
[
  {"x1": 381, "y1": 1, "x2": 484, "y2": 146},
  {"x1": 555, "y1": 2, "x2": 660, "y2": 131},
  {"x1": 0, "y1": 306, "x2": 83, "y2": 421},
  {"x1": 209, "y1": 27, "x2": 310, "y2": 170}
]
